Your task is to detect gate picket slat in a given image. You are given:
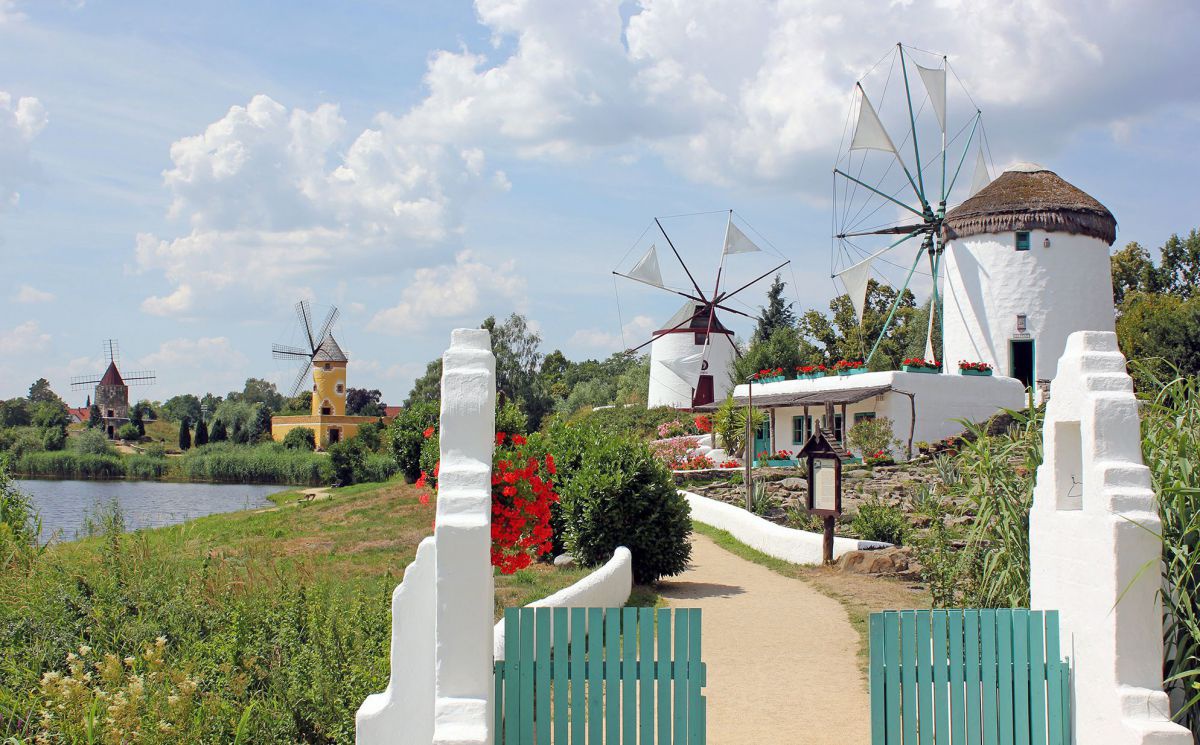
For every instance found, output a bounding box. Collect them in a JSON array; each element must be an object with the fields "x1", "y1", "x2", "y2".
[
  {"x1": 948, "y1": 611, "x2": 966, "y2": 745},
  {"x1": 505, "y1": 609, "x2": 521, "y2": 745},
  {"x1": 521, "y1": 609, "x2": 536, "y2": 741},
  {"x1": 657, "y1": 608, "x2": 672, "y2": 743},
  {"x1": 932, "y1": 612, "x2": 950, "y2": 744},
  {"x1": 536, "y1": 608, "x2": 552, "y2": 745},
  {"x1": 917, "y1": 611, "x2": 934, "y2": 745},
  {"x1": 495, "y1": 660, "x2": 505, "y2": 743},
  {"x1": 869, "y1": 614, "x2": 886, "y2": 745},
  {"x1": 606, "y1": 608, "x2": 621, "y2": 742},
  {"x1": 900, "y1": 611, "x2": 919, "y2": 744},
  {"x1": 570, "y1": 608, "x2": 586, "y2": 745},
  {"x1": 688, "y1": 609, "x2": 703, "y2": 744},
  {"x1": 964, "y1": 611, "x2": 981, "y2": 745},
  {"x1": 1028, "y1": 612, "x2": 1047, "y2": 745},
  {"x1": 1012, "y1": 610, "x2": 1030, "y2": 745},
  {"x1": 1044, "y1": 612, "x2": 1064, "y2": 745},
  {"x1": 553, "y1": 609, "x2": 569, "y2": 745},
  {"x1": 884, "y1": 612, "x2": 903, "y2": 742},
  {"x1": 672, "y1": 608, "x2": 690, "y2": 744},
  {"x1": 623, "y1": 607, "x2": 637, "y2": 744},
  {"x1": 980, "y1": 610, "x2": 999, "y2": 745},
  {"x1": 997, "y1": 610, "x2": 1015, "y2": 745},
  {"x1": 640, "y1": 608, "x2": 655, "y2": 742},
  {"x1": 588, "y1": 608, "x2": 603, "y2": 744}
]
